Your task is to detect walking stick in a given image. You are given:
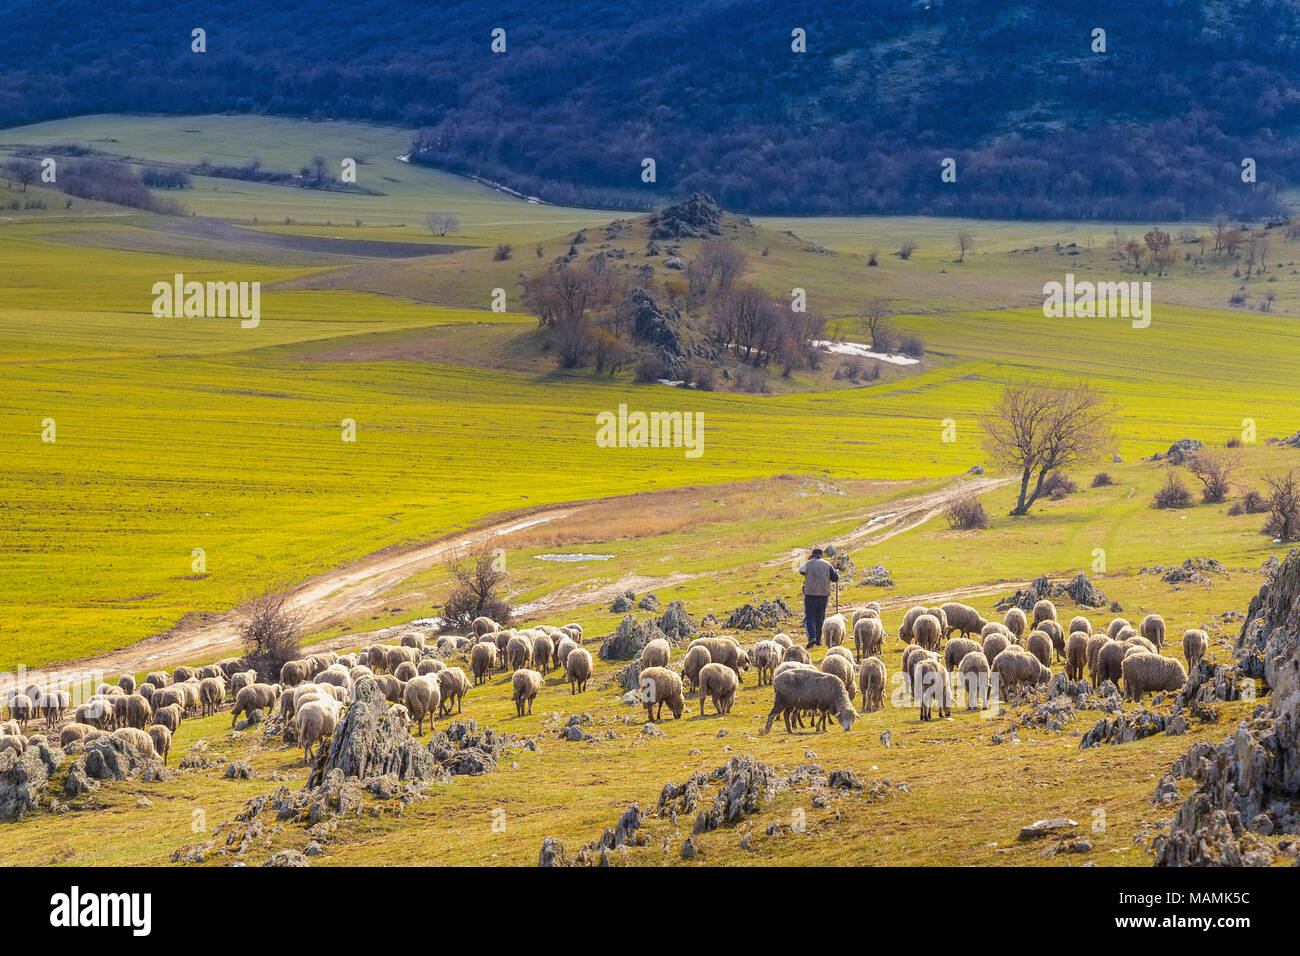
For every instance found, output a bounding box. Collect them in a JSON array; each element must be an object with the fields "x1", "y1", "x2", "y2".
[{"x1": 835, "y1": 577, "x2": 839, "y2": 614}]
